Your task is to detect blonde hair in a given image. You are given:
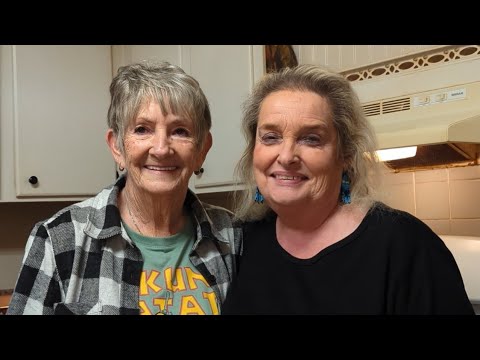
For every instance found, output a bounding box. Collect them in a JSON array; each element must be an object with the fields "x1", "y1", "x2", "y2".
[{"x1": 234, "y1": 64, "x2": 383, "y2": 221}]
